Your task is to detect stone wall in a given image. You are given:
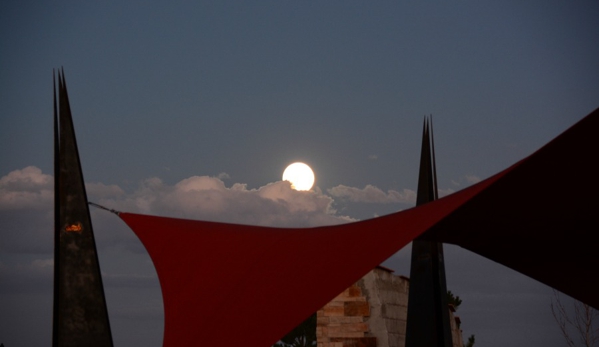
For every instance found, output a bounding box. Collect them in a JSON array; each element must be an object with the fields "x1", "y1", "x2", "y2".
[
  {"x1": 449, "y1": 305, "x2": 463, "y2": 347},
  {"x1": 316, "y1": 267, "x2": 463, "y2": 347},
  {"x1": 316, "y1": 282, "x2": 376, "y2": 347}
]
